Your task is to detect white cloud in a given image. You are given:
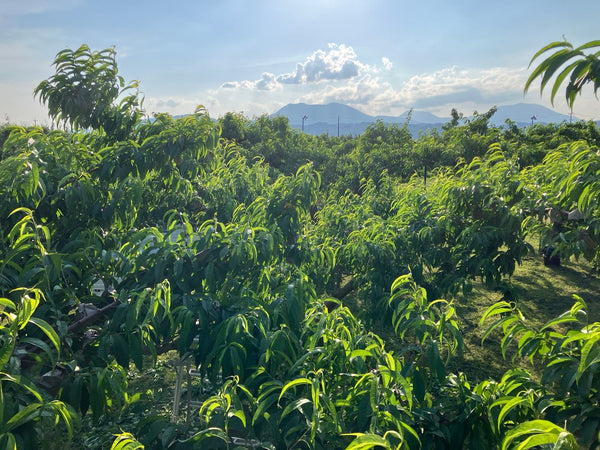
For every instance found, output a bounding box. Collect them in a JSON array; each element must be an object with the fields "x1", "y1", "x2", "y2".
[
  {"x1": 255, "y1": 72, "x2": 281, "y2": 91},
  {"x1": 221, "y1": 80, "x2": 253, "y2": 89},
  {"x1": 359, "y1": 66, "x2": 529, "y2": 115},
  {"x1": 382, "y1": 57, "x2": 392, "y2": 70},
  {"x1": 220, "y1": 43, "x2": 371, "y2": 93},
  {"x1": 220, "y1": 72, "x2": 282, "y2": 91},
  {"x1": 277, "y1": 43, "x2": 369, "y2": 84},
  {"x1": 288, "y1": 66, "x2": 527, "y2": 117},
  {"x1": 299, "y1": 74, "x2": 385, "y2": 107},
  {"x1": 398, "y1": 66, "x2": 526, "y2": 105}
]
